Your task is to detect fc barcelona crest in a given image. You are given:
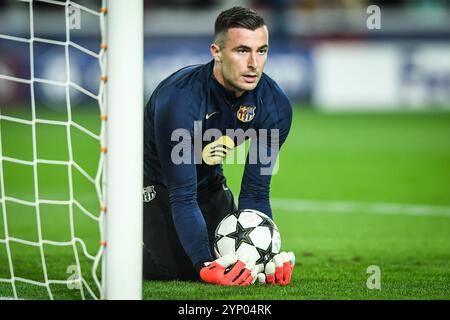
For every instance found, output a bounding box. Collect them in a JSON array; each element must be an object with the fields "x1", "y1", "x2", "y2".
[
  {"x1": 143, "y1": 185, "x2": 156, "y2": 202},
  {"x1": 237, "y1": 105, "x2": 256, "y2": 123}
]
